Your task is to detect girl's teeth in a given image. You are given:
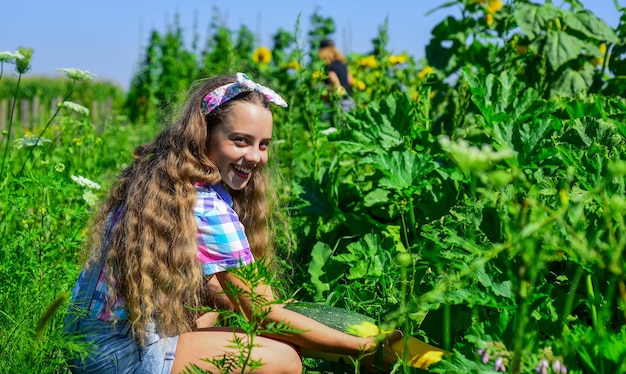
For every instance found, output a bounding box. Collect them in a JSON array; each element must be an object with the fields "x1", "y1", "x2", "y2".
[{"x1": 234, "y1": 166, "x2": 251, "y2": 174}]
